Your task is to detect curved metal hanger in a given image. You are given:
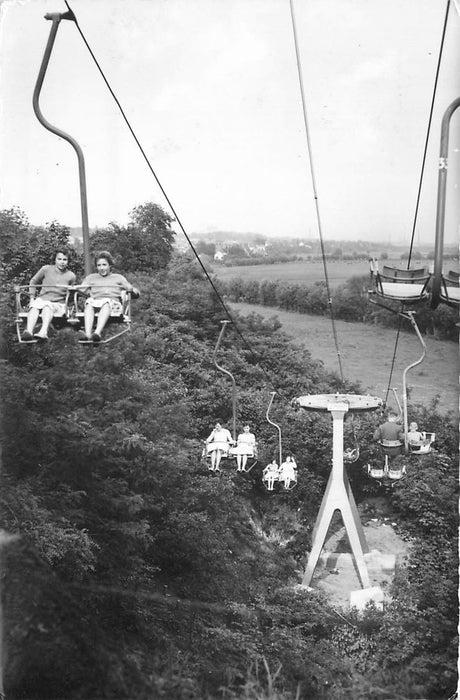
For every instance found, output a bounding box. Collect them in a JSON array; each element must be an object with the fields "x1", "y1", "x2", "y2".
[
  {"x1": 431, "y1": 96, "x2": 460, "y2": 309},
  {"x1": 213, "y1": 320, "x2": 237, "y2": 441},
  {"x1": 266, "y1": 391, "x2": 283, "y2": 465},
  {"x1": 33, "y1": 9, "x2": 91, "y2": 275}
]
